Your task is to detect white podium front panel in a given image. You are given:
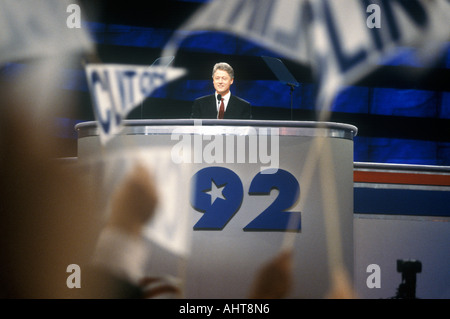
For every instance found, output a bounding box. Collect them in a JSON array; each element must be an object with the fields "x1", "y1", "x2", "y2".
[{"x1": 76, "y1": 119, "x2": 357, "y2": 298}]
